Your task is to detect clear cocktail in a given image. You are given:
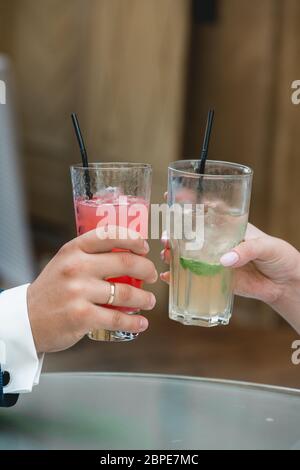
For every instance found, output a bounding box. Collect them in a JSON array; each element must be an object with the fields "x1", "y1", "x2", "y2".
[{"x1": 168, "y1": 160, "x2": 253, "y2": 327}]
